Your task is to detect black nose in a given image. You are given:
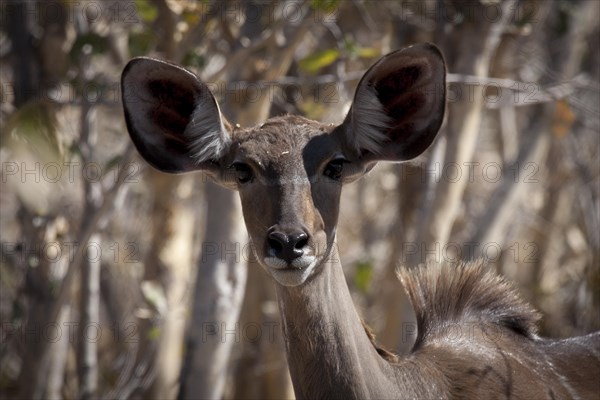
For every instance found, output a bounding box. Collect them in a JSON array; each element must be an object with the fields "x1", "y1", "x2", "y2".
[{"x1": 267, "y1": 230, "x2": 309, "y2": 262}]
